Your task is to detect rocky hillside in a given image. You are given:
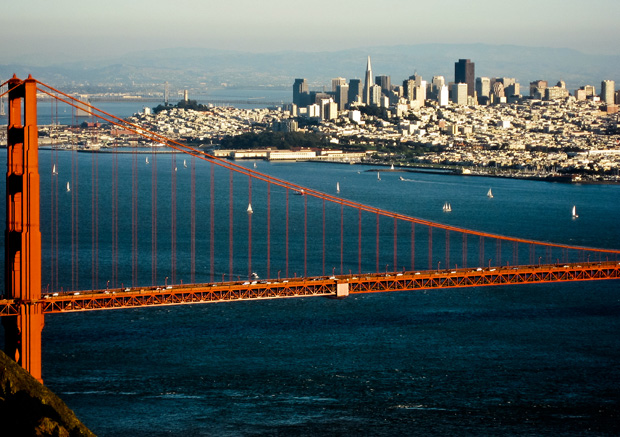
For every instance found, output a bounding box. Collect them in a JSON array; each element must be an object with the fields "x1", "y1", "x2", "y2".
[{"x1": 0, "y1": 351, "x2": 95, "y2": 437}]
